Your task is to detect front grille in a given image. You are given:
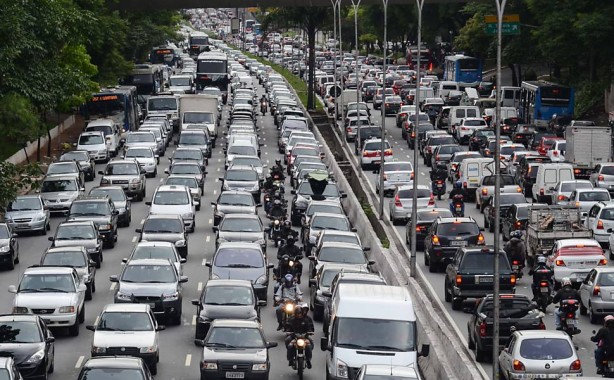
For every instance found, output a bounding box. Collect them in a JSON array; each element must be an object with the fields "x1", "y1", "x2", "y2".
[
  {"x1": 219, "y1": 363, "x2": 251, "y2": 371},
  {"x1": 13, "y1": 218, "x2": 32, "y2": 223},
  {"x1": 107, "y1": 347, "x2": 140, "y2": 356},
  {"x1": 134, "y1": 296, "x2": 161, "y2": 303},
  {"x1": 32, "y1": 309, "x2": 55, "y2": 314},
  {"x1": 348, "y1": 367, "x2": 360, "y2": 379},
  {"x1": 112, "y1": 180, "x2": 129, "y2": 185}
]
